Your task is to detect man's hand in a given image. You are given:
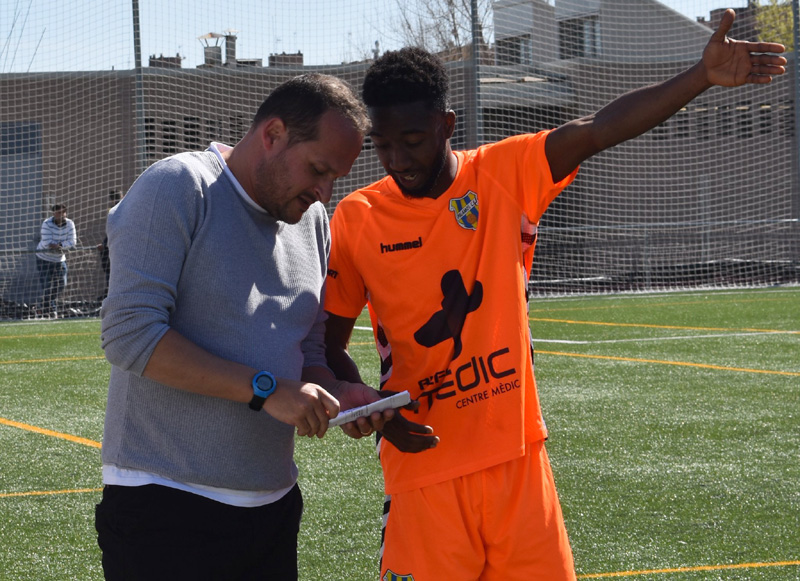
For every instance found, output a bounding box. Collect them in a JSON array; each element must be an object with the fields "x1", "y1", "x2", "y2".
[
  {"x1": 333, "y1": 382, "x2": 397, "y2": 439},
  {"x1": 380, "y1": 412, "x2": 439, "y2": 453},
  {"x1": 261, "y1": 379, "x2": 340, "y2": 438},
  {"x1": 703, "y1": 9, "x2": 786, "y2": 87},
  {"x1": 376, "y1": 392, "x2": 439, "y2": 453}
]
